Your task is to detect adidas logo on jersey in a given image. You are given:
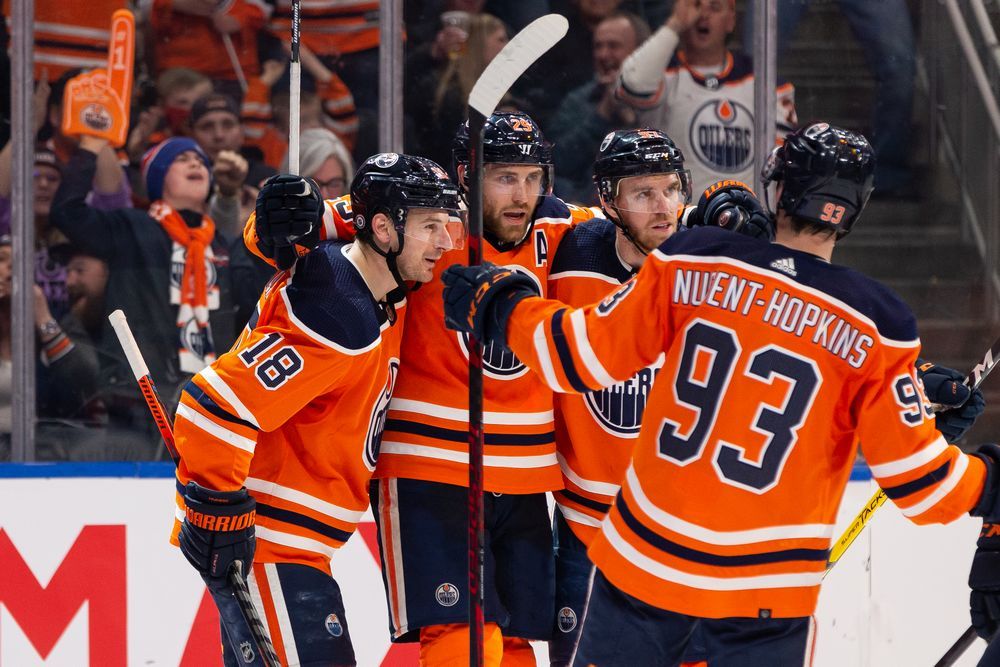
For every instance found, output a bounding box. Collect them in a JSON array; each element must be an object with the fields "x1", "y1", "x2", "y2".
[{"x1": 770, "y1": 257, "x2": 797, "y2": 277}]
